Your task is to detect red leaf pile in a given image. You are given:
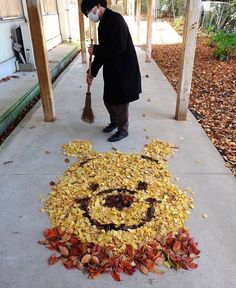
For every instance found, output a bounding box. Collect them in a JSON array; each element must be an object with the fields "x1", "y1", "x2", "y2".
[{"x1": 38, "y1": 227, "x2": 200, "y2": 281}]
